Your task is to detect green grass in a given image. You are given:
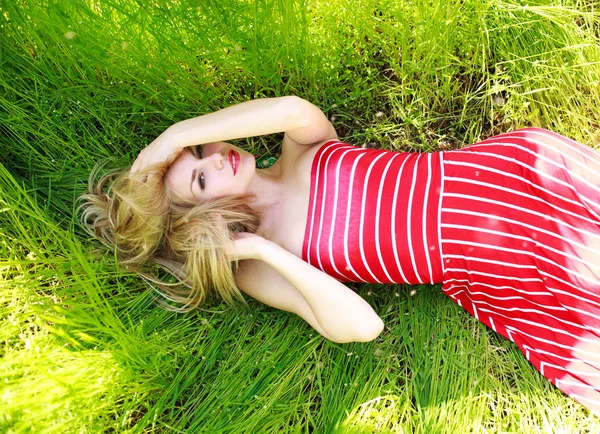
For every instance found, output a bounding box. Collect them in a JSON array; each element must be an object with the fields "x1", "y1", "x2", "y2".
[{"x1": 1, "y1": 0, "x2": 600, "y2": 432}]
